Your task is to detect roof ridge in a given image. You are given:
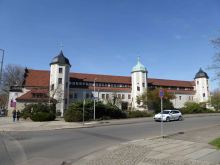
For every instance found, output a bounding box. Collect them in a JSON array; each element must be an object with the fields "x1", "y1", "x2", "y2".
[
  {"x1": 148, "y1": 77, "x2": 194, "y2": 82},
  {"x1": 70, "y1": 72, "x2": 130, "y2": 78}
]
